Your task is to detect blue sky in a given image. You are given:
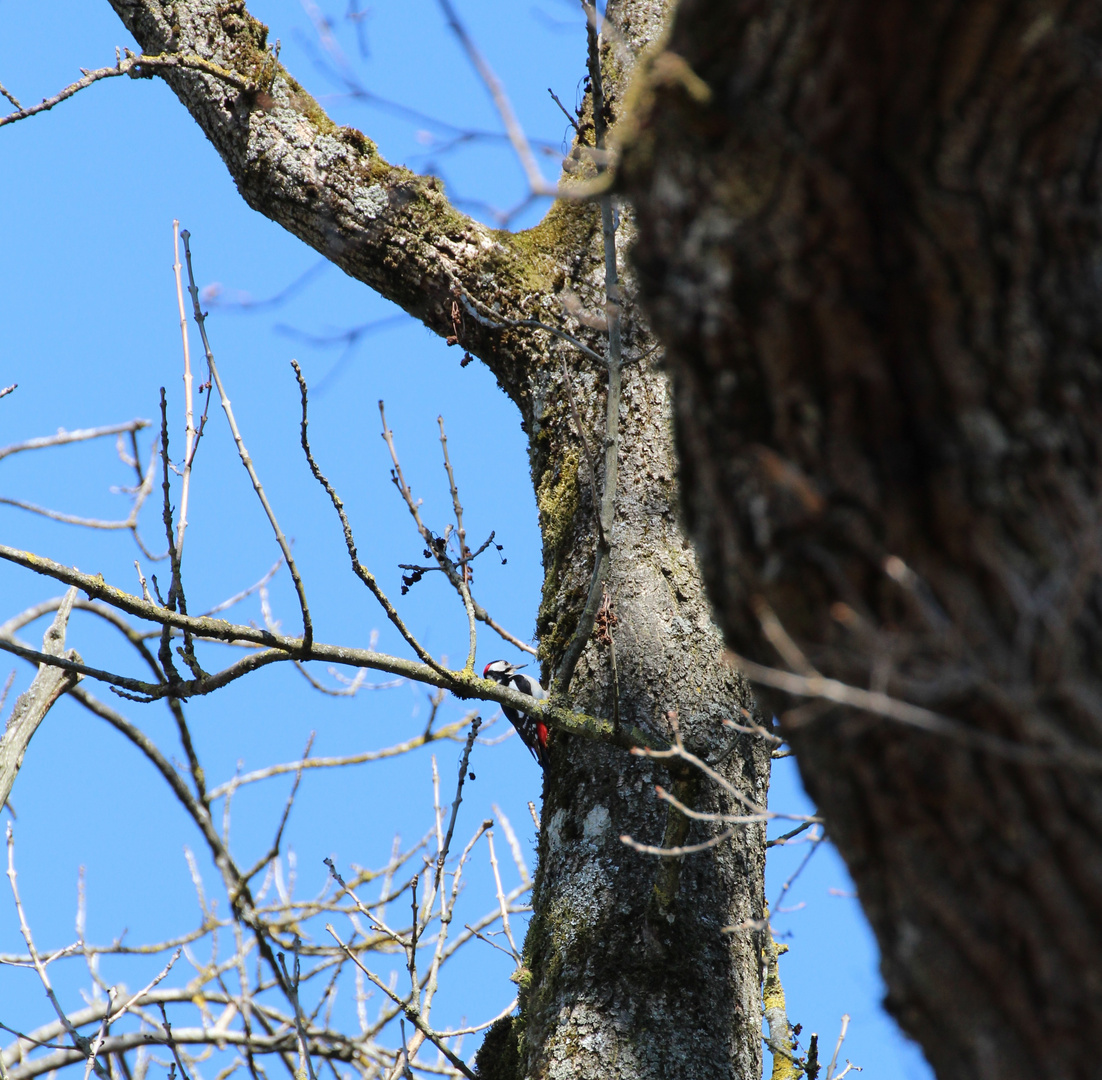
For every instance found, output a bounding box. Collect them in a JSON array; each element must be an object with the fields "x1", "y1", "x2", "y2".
[{"x1": 0, "y1": 2, "x2": 930, "y2": 1076}]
